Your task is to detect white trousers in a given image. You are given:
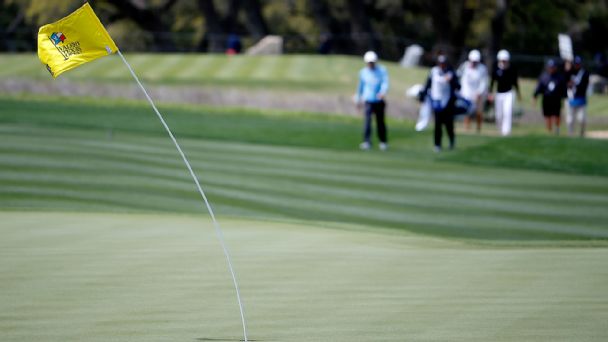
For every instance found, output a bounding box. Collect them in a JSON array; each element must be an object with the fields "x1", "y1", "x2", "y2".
[
  {"x1": 567, "y1": 105, "x2": 587, "y2": 136},
  {"x1": 495, "y1": 91, "x2": 513, "y2": 136}
]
